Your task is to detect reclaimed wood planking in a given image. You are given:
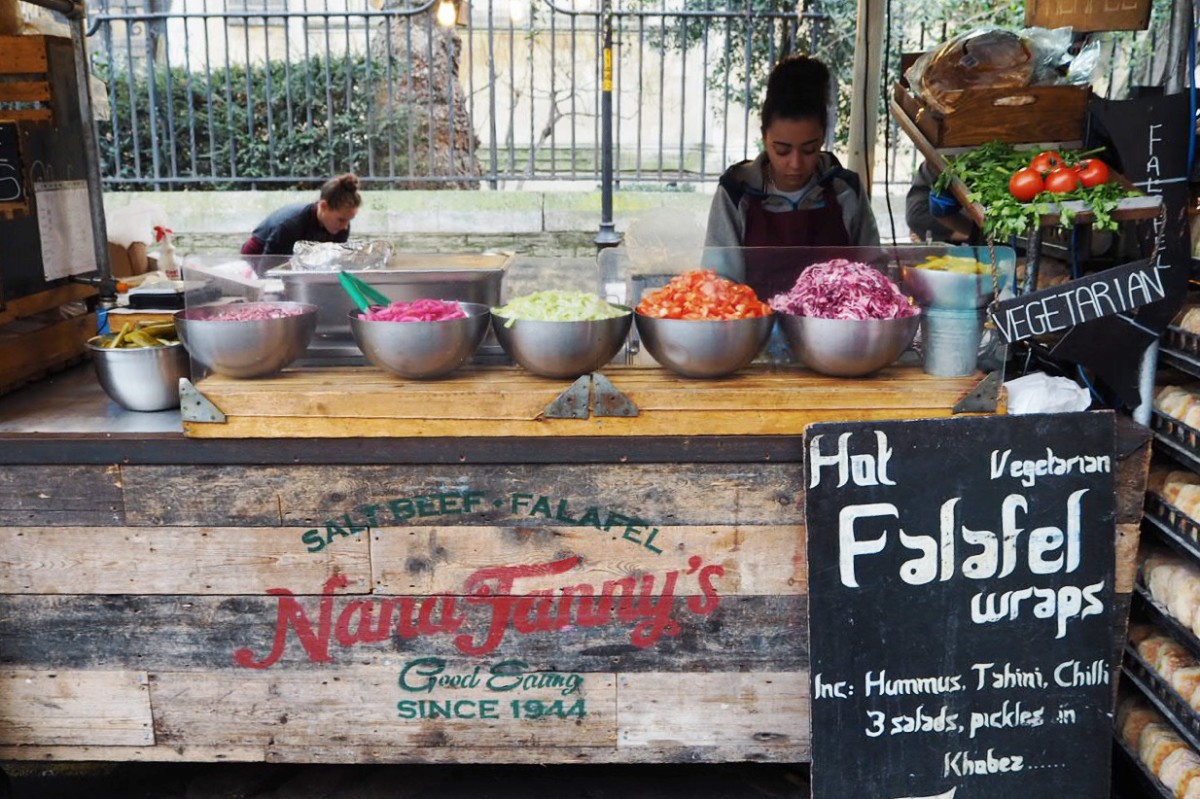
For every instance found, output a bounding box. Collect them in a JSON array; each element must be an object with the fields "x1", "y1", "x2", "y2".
[
  {"x1": 0, "y1": 743, "x2": 266, "y2": 763},
  {"x1": 189, "y1": 367, "x2": 980, "y2": 417},
  {"x1": 0, "y1": 670, "x2": 153, "y2": 747},
  {"x1": 118, "y1": 463, "x2": 803, "y2": 527},
  {"x1": 0, "y1": 594, "x2": 809, "y2": 672},
  {"x1": 371, "y1": 525, "x2": 806, "y2": 595},
  {"x1": 0, "y1": 742, "x2": 758, "y2": 764},
  {"x1": 146, "y1": 668, "x2": 618, "y2": 749},
  {"x1": 0, "y1": 524, "x2": 803, "y2": 597},
  {"x1": 617, "y1": 672, "x2": 807, "y2": 754},
  {"x1": 0, "y1": 527, "x2": 370, "y2": 594},
  {"x1": 184, "y1": 366, "x2": 996, "y2": 438},
  {"x1": 0, "y1": 463, "x2": 124, "y2": 526},
  {"x1": 185, "y1": 408, "x2": 977, "y2": 439},
  {"x1": 0, "y1": 35, "x2": 49, "y2": 73}
]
